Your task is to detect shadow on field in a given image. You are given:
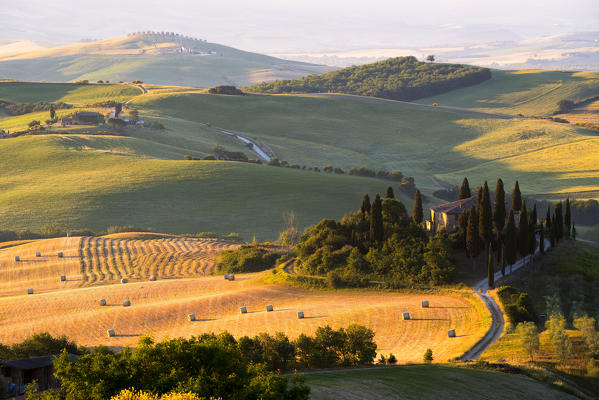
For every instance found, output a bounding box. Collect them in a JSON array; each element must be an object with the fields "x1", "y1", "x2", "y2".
[
  {"x1": 303, "y1": 315, "x2": 326, "y2": 319},
  {"x1": 114, "y1": 334, "x2": 141, "y2": 338},
  {"x1": 274, "y1": 308, "x2": 291, "y2": 312},
  {"x1": 454, "y1": 334, "x2": 471, "y2": 338},
  {"x1": 191, "y1": 318, "x2": 218, "y2": 322}
]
